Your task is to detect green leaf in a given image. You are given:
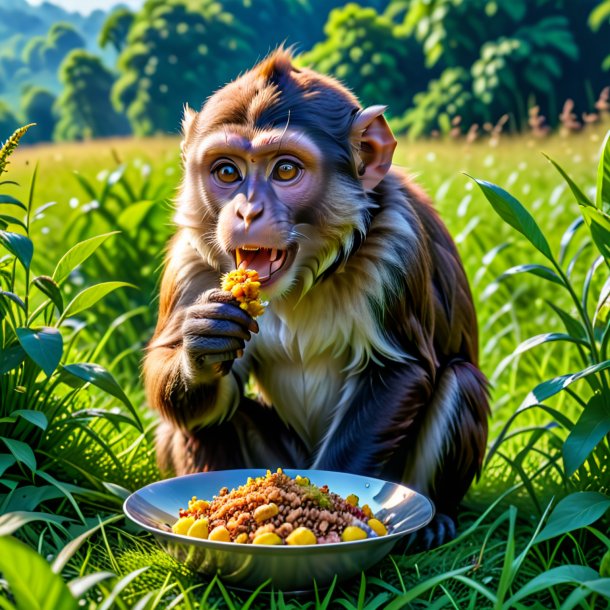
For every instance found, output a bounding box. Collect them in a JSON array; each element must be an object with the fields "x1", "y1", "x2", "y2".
[
  {"x1": 597, "y1": 130, "x2": 610, "y2": 211},
  {"x1": 32, "y1": 276, "x2": 63, "y2": 313},
  {"x1": 61, "y1": 282, "x2": 133, "y2": 321},
  {"x1": 563, "y1": 394, "x2": 610, "y2": 476},
  {"x1": 68, "y1": 573, "x2": 115, "y2": 599},
  {"x1": 61, "y1": 363, "x2": 143, "y2": 431},
  {"x1": 513, "y1": 333, "x2": 588, "y2": 357},
  {"x1": 472, "y1": 178, "x2": 553, "y2": 260},
  {"x1": 0, "y1": 536, "x2": 77, "y2": 610},
  {"x1": 12, "y1": 409, "x2": 48, "y2": 430},
  {"x1": 3, "y1": 485, "x2": 65, "y2": 513},
  {"x1": 0, "y1": 453, "x2": 16, "y2": 476},
  {"x1": 589, "y1": 1, "x2": 610, "y2": 29},
  {"x1": 536, "y1": 492, "x2": 610, "y2": 542},
  {"x1": 98, "y1": 568, "x2": 150, "y2": 610},
  {"x1": 0, "y1": 511, "x2": 71, "y2": 536},
  {"x1": 543, "y1": 153, "x2": 594, "y2": 207},
  {"x1": 521, "y1": 360, "x2": 610, "y2": 408},
  {"x1": 499, "y1": 263, "x2": 563, "y2": 285},
  {"x1": 52, "y1": 231, "x2": 119, "y2": 285},
  {"x1": 0, "y1": 437, "x2": 36, "y2": 471},
  {"x1": 0, "y1": 214, "x2": 26, "y2": 230},
  {"x1": 16, "y1": 327, "x2": 63, "y2": 377},
  {"x1": 0, "y1": 344, "x2": 26, "y2": 374},
  {"x1": 508, "y1": 565, "x2": 599, "y2": 605},
  {"x1": 0, "y1": 290, "x2": 26, "y2": 312},
  {"x1": 0, "y1": 194, "x2": 27, "y2": 211},
  {"x1": 581, "y1": 206, "x2": 610, "y2": 262},
  {"x1": 0, "y1": 231, "x2": 33, "y2": 270},
  {"x1": 117, "y1": 199, "x2": 156, "y2": 231},
  {"x1": 546, "y1": 301, "x2": 588, "y2": 341}
]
